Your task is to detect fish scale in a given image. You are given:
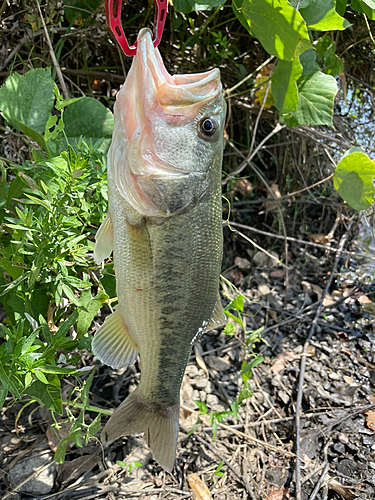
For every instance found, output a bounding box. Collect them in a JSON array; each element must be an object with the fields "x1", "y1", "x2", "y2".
[{"x1": 92, "y1": 27, "x2": 226, "y2": 470}]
